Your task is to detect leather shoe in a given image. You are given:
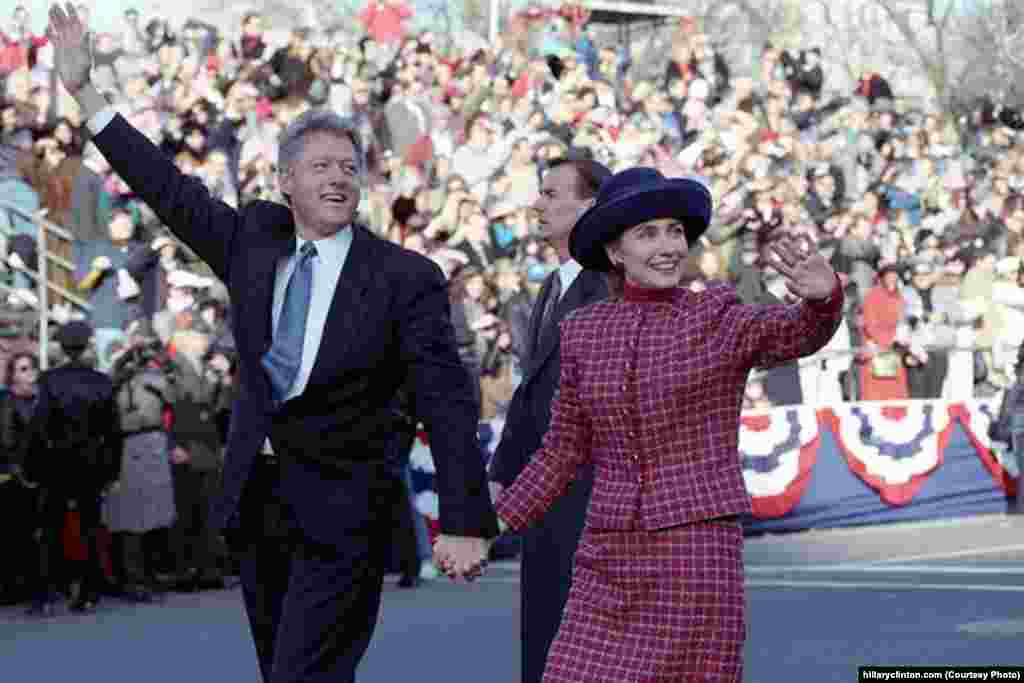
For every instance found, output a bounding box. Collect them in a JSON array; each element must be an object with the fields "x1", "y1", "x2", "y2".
[
  {"x1": 397, "y1": 575, "x2": 420, "y2": 589},
  {"x1": 70, "y1": 597, "x2": 98, "y2": 613},
  {"x1": 25, "y1": 601, "x2": 58, "y2": 618}
]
